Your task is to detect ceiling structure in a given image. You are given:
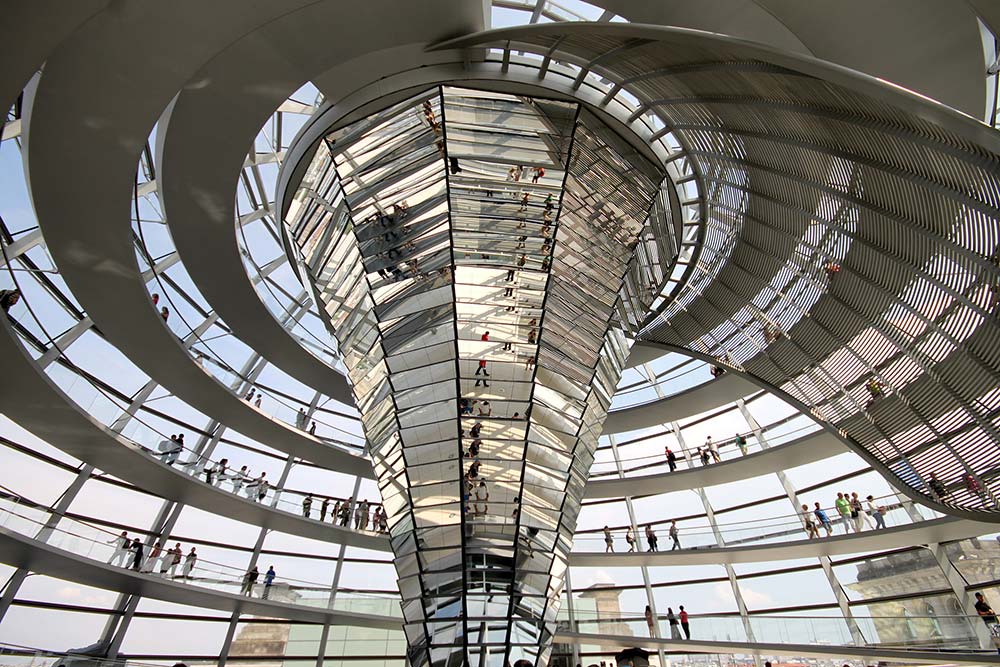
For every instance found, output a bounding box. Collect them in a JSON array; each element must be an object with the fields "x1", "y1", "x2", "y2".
[{"x1": 1, "y1": 2, "x2": 1000, "y2": 666}]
